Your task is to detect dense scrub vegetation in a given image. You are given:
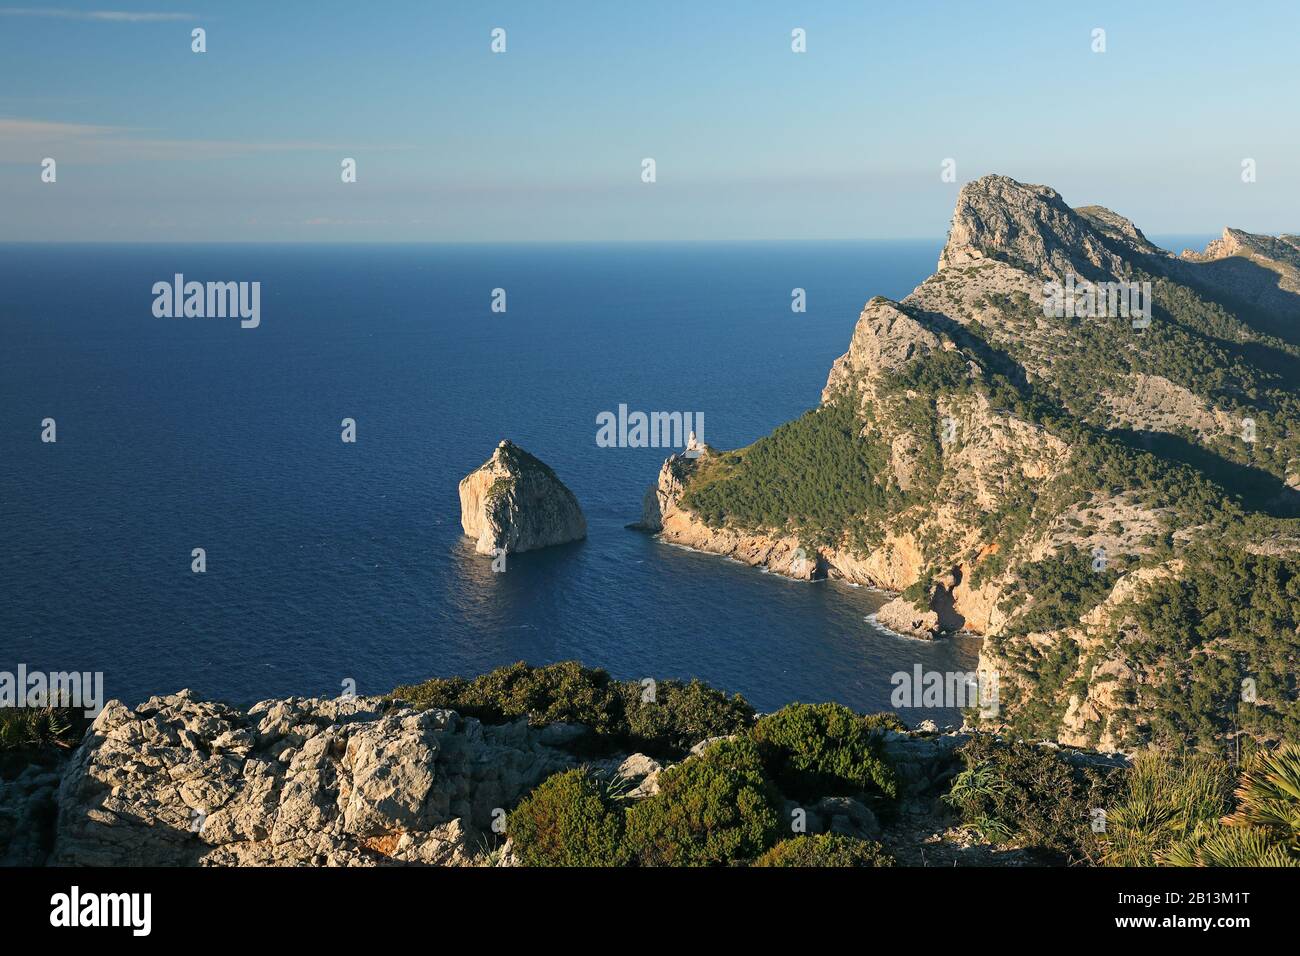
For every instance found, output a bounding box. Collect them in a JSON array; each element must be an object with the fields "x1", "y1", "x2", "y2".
[
  {"x1": 505, "y1": 727, "x2": 900, "y2": 868},
  {"x1": 753, "y1": 833, "x2": 895, "y2": 867},
  {"x1": 1102, "y1": 744, "x2": 1300, "y2": 866},
  {"x1": 944, "y1": 735, "x2": 1120, "y2": 864},
  {"x1": 1127, "y1": 548, "x2": 1300, "y2": 749},
  {"x1": 391, "y1": 661, "x2": 753, "y2": 759},
  {"x1": 507, "y1": 769, "x2": 630, "y2": 867},
  {"x1": 624, "y1": 737, "x2": 782, "y2": 866},
  {"x1": 488, "y1": 676, "x2": 1300, "y2": 867},
  {"x1": 944, "y1": 735, "x2": 1300, "y2": 867},
  {"x1": 680, "y1": 400, "x2": 893, "y2": 547},
  {"x1": 448, "y1": 665, "x2": 1288, "y2": 868},
  {"x1": 998, "y1": 546, "x2": 1121, "y2": 636},
  {"x1": 355, "y1": 664, "x2": 1300, "y2": 867},
  {"x1": 1098, "y1": 750, "x2": 1236, "y2": 866},
  {"x1": 425, "y1": 665, "x2": 911, "y2": 867},
  {"x1": 750, "y1": 702, "x2": 897, "y2": 804},
  {"x1": 975, "y1": 544, "x2": 1300, "y2": 750}
]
